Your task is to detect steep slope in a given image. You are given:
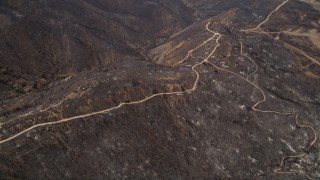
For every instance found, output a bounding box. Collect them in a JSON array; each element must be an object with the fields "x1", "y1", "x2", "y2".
[
  {"x1": 0, "y1": 0, "x2": 193, "y2": 100},
  {"x1": 0, "y1": 0, "x2": 319, "y2": 179}
]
